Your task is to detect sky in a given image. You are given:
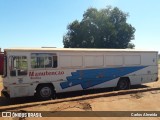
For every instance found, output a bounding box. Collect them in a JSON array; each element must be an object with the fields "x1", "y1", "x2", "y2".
[{"x1": 0, "y1": 0, "x2": 160, "y2": 52}]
